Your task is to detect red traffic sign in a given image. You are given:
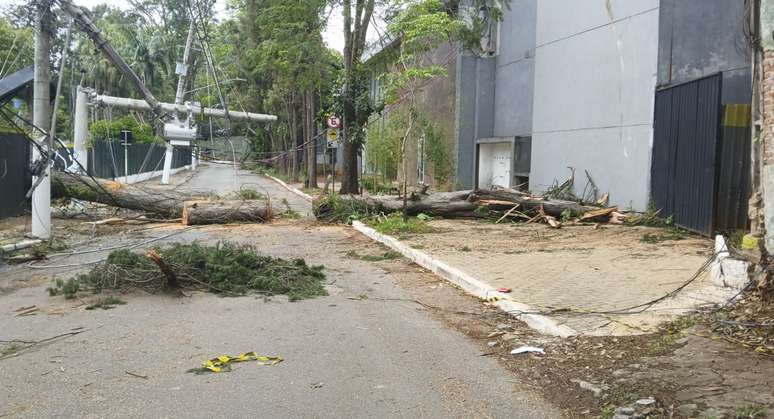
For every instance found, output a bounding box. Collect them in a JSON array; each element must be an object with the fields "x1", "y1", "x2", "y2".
[{"x1": 326, "y1": 116, "x2": 341, "y2": 129}]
